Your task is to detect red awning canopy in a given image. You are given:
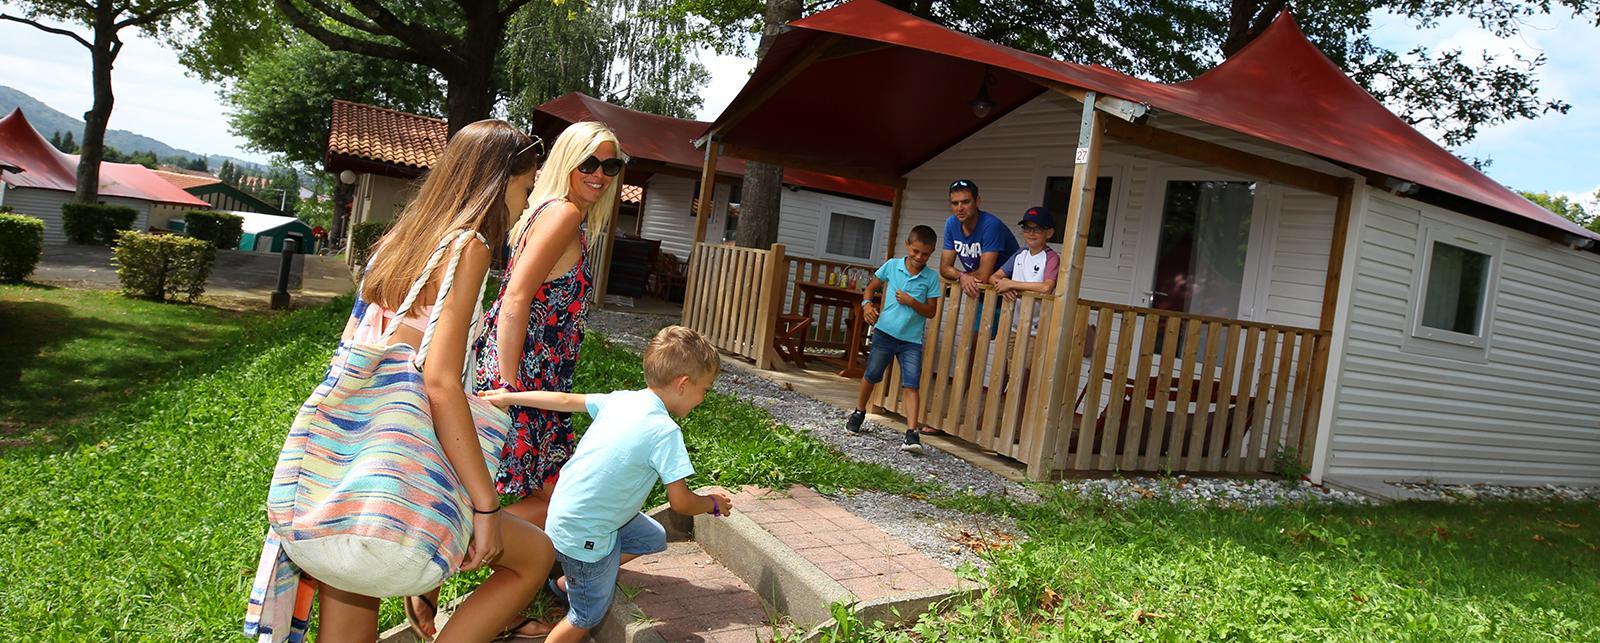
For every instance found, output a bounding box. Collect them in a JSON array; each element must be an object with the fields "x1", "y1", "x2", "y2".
[
  {"x1": 0, "y1": 109, "x2": 208, "y2": 207},
  {"x1": 534, "y1": 92, "x2": 894, "y2": 203},
  {"x1": 710, "y1": 0, "x2": 1595, "y2": 242}
]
